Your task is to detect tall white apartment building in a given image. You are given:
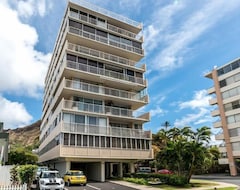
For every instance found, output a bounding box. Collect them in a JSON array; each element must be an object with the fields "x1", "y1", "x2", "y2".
[
  {"x1": 205, "y1": 57, "x2": 240, "y2": 176},
  {"x1": 38, "y1": 0, "x2": 153, "y2": 181}
]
